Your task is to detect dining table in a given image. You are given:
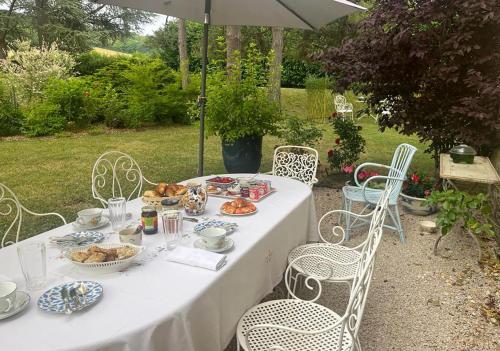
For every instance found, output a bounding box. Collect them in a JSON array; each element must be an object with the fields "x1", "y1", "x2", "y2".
[{"x1": 0, "y1": 174, "x2": 317, "y2": 351}]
